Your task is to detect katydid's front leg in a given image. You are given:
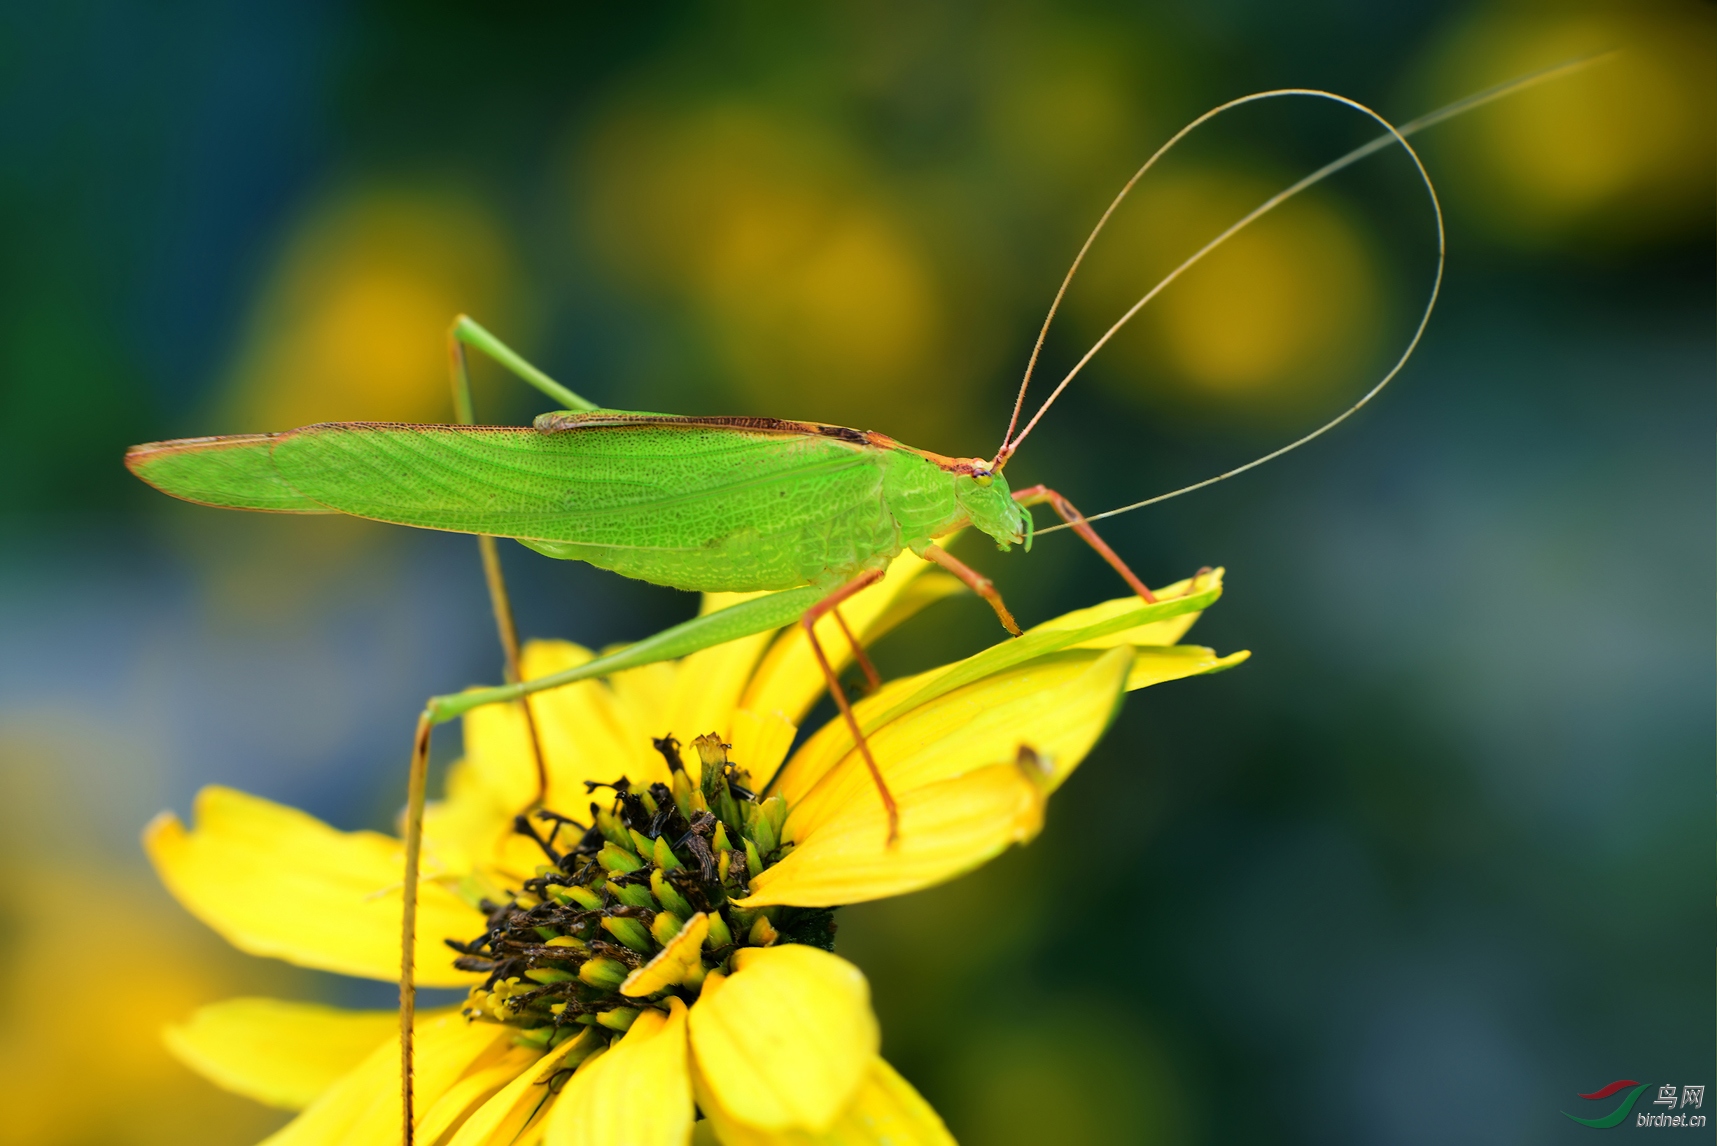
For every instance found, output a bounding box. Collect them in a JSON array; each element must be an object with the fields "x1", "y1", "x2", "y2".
[
  {"x1": 1012, "y1": 485, "x2": 1157, "y2": 604},
  {"x1": 918, "y1": 542, "x2": 1022, "y2": 636}
]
